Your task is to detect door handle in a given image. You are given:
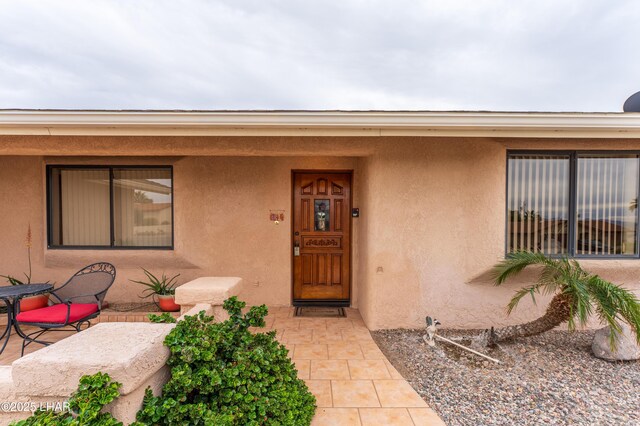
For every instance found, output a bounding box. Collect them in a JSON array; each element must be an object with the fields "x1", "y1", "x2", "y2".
[{"x1": 294, "y1": 240, "x2": 300, "y2": 256}]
